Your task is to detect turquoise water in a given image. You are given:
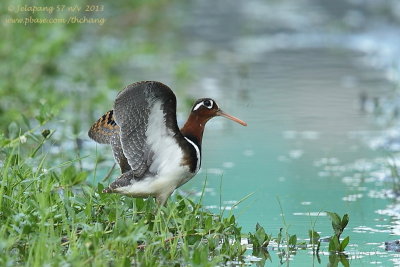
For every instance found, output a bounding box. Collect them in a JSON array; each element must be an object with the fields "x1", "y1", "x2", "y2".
[
  {"x1": 181, "y1": 47, "x2": 397, "y2": 265},
  {"x1": 180, "y1": 49, "x2": 394, "y2": 266},
  {"x1": 162, "y1": 1, "x2": 400, "y2": 264}
]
